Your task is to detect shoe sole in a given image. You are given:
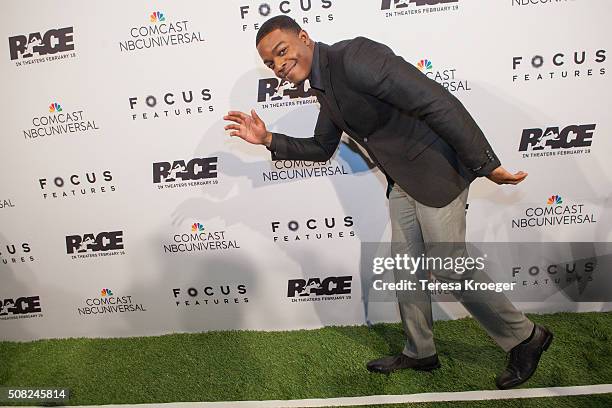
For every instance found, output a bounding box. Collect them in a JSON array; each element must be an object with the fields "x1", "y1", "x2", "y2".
[{"x1": 542, "y1": 330, "x2": 553, "y2": 351}]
